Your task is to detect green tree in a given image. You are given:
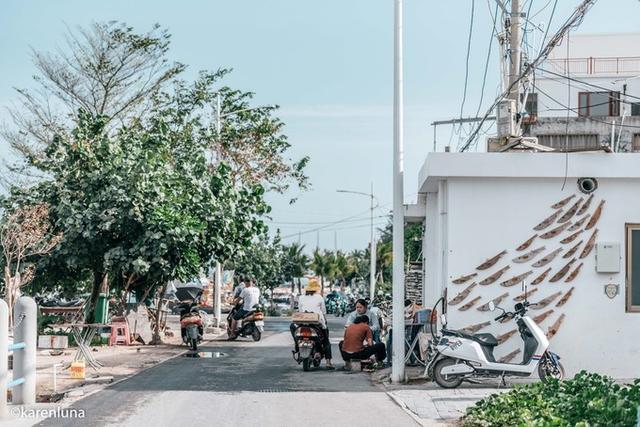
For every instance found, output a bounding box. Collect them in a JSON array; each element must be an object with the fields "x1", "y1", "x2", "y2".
[
  {"x1": 229, "y1": 233, "x2": 283, "y2": 295},
  {"x1": 281, "y1": 243, "x2": 309, "y2": 294}
]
